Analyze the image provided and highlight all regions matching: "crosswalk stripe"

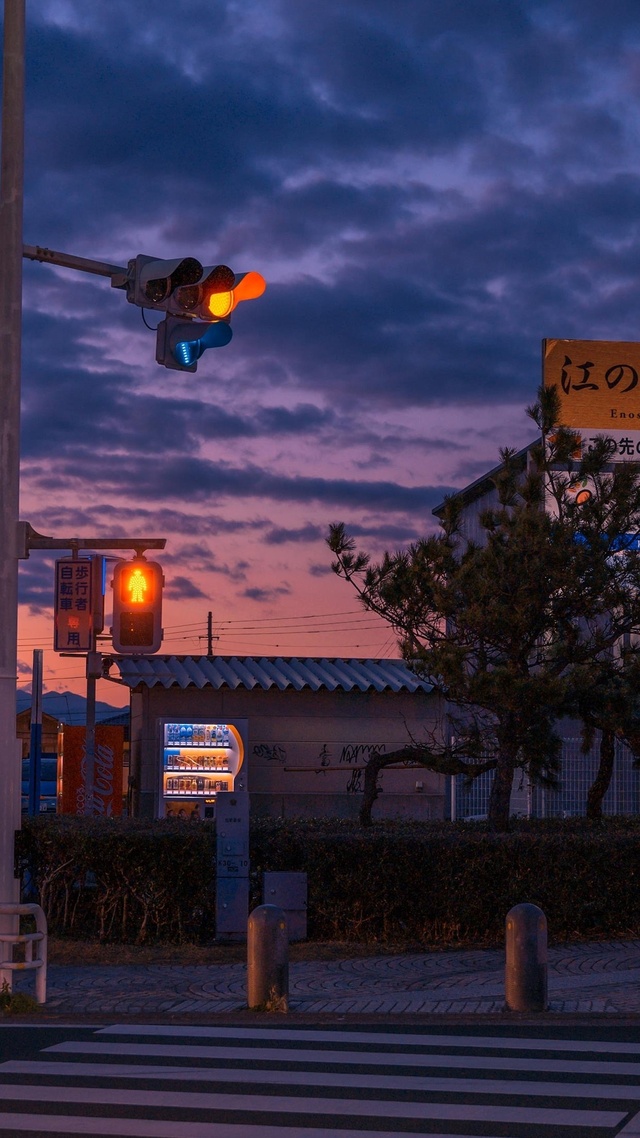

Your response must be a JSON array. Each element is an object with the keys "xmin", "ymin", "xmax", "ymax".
[
  {"xmin": 96, "ymin": 1023, "xmax": 640, "ymax": 1054},
  {"xmin": 0, "ymin": 1084, "xmax": 625, "ymax": 1127},
  {"xmin": 2, "ymin": 1059, "xmax": 640, "ymax": 1100},
  {"xmin": 620, "ymin": 1113, "xmax": 640, "ymax": 1134},
  {"xmin": 0, "ymin": 1118, "xmax": 528, "ymax": 1138},
  {"xmin": 44, "ymin": 1037, "xmax": 640, "ymax": 1074},
  {"xmin": 40, "ymin": 1046, "xmax": 640, "ymax": 1077},
  {"xmin": 0, "ymin": 1025, "xmax": 636, "ymax": 1136}
]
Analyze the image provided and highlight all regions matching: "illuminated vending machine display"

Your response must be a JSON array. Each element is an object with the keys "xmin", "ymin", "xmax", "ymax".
[{"xmin": 160, "ymin": 719, "xmax": 247, "ymax": 820}]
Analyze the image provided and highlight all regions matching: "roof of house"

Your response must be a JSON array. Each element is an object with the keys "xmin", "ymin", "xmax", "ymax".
[
  {"xmin": 431, "ymin": 440, "xmax": 534, "ymax": 517},
  {"xmin": 107, "ymin": 655, "xmax": 432, "ymax": 694}
]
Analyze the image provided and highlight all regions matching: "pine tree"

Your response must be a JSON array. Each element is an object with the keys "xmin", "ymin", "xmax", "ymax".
[{"xmin": 328, "ymin": 387, "xmax": 640, "ymax": 831}]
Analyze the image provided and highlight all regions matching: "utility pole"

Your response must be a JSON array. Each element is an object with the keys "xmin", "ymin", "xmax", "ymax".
[
  {"xmin": 202, "ymin": 611, "xmax": 219, "ymax": 657},
  {"xmin": 0, "ymin": 0, "xmax": 26, "ymax": 973},
  {"xmin": 27, "ymin": 650, "xmax": 43, "ymax": 817}
]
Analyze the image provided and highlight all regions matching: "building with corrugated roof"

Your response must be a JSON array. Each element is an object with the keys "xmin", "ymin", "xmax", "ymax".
[{"xmin": 106, "ymin": 655, "xmax": 444, "ymax": 820}]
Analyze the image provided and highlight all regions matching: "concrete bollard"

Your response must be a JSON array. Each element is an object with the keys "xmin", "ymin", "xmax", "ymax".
[
  {"xmin": 505, "ymin": 902, "xmax": 548, "ymax": 1012},
  {"xmin": 247, "ymin": 904, "xmax": 289, "ymax": 1011}
]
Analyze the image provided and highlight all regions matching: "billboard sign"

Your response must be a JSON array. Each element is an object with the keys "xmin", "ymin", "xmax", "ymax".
[{"xmin": 543, "ymin": 338, "xmax": 640, "ymax": 461}]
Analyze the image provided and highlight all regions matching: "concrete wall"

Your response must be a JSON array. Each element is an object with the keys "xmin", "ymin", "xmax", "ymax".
[{"xmin": 131, "ymin": 684, "xmax": 445, "ymax": 821}]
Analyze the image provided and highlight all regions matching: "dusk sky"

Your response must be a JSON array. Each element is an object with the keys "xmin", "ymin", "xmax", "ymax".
[{"xmin": 13, "ymin": 0, "xmax": 640, "ymax": 705}]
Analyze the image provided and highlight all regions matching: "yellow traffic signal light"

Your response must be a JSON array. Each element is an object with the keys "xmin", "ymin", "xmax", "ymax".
[
  {"xmin": 172, "ymin": 265, "xmax": 266, "ymax": 322},
  {"xmin": 111, "ymin": 559, "xmax": 164, "ymax": 654}
]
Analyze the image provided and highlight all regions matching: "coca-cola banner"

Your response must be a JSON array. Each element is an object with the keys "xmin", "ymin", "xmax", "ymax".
[{"xmin": 60, "ymin": 726, "xmax": 124, "ymax": 816}]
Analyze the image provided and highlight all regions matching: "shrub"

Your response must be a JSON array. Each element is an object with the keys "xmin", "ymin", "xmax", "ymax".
[
  {"xmin": 250, "ymin": 816, "xmax": 640, "ymax": 945},
  {"xmin": 16, "ymin": 814, "xmax": 640, "ymax": 946},
  {"xmin": 17, "ymin": 816, "xmax": 216, "ymax": 944}
]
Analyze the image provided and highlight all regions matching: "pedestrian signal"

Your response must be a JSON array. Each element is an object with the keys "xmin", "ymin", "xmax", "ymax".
[{"xmin": 111, "ymin": 559, "xmax": 164, "ymax": 654}]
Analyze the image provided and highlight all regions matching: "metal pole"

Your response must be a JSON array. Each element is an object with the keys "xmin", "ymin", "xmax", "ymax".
[
  {"xmin": 0, "ymin": 0, "xmax": 26, "ymax": 986},
  {"xmin": 84, "ymin": 553, "xmax": 96, "ymax": 817},
  {"xmin": 27, "ymin": 650, "xmax": 43, "ymax": 816},
  {"xmin": 84, "ymin": 671, "xmax": 96, "ymax": 816},
  {"xmin": 22, "ymin": 244, "xmax": 127, "ymax": 281}
]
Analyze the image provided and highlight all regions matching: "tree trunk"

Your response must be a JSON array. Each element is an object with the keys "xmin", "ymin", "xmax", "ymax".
[
  {"xmin": 359, "ymin": 749, "xmax": 415, "ymax": 826},
  {"xmin": 586, "ymin": 728, "xmax": 615, "ymax": 820},
  {"xmin": 359, "ymin": 752, "xmax": 382, "ymax": 827},
  {"xmin": 358, "ymin": 747, "xmax": 499, "ymax": 827},
  {"xmin": 487, "ymin": 751, "xmax": 516, "ymax": 832}
]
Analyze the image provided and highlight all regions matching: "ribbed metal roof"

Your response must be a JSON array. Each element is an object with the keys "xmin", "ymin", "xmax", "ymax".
[{"xmin": 109, "ymin": 656, "xmax": 431, "ymax": 693}]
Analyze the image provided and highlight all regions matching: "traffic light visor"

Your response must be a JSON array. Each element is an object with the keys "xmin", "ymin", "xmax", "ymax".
[
  {"xmin": 139, "ymin": 257, "xmax": 203, "ymax": 304},
  {"xmin": 232, "ymin": 271, "xmax": 266, "ymax": 303}
]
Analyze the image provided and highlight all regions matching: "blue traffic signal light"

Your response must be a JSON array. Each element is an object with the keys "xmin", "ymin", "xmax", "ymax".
[{"xmin": 156, "ymin": 316, "xmax": 233, "ymax": 372}]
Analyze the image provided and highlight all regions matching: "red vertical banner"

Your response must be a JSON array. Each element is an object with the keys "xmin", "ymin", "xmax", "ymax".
[{"xmin": 60, "ymin": 726, "xmax": 124, "ymax": 816}]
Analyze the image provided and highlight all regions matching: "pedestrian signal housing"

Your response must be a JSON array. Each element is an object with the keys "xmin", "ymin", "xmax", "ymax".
[{"xmin": 111, "ymin": 559, "xmax": 164, "ymax": 654}]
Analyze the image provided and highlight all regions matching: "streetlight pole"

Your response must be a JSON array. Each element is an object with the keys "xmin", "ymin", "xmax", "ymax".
[{"xmin": 0, "ymin": 0, "xmax": 25, "ymax": 961}]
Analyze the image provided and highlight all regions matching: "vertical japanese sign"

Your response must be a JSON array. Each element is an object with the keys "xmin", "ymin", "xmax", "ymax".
[
  {"xmin": 54, "ymin": 558, "xmax": 93, "ymax": 651},
  {"xmin": 543, "ymin": 339, "xmax": 640, "ymax": 461}
]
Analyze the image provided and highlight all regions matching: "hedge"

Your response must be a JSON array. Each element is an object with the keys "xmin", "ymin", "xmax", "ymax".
[
  {"xmin": 16, "ymin": 816, "xmax": 216, "ymax": 945},
  {"xmin": 15, "ymin": 815, "xmax": 640, "ymax": 946}
]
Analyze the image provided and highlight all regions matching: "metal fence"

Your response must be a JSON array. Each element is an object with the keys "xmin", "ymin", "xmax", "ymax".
[{"xmin": 453, "ymin": 735, "xmax": 640, "ymax": 819}]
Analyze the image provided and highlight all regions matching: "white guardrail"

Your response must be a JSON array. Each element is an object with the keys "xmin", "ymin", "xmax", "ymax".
[{"xmin": 0, "ymin": 902, "xmax": 47, "ymax": 1003}]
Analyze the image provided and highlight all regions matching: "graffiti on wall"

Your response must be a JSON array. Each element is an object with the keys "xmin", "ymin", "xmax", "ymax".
[
  {"xmin": 252, "ymin": 743, "xmax": 287, "ymax": 763},
  {"xmin": 339, "ymin": 743, "xmax": 385, "ymax": 765},
  {"xmin": 316, "ymin": 742, "xmax": 386, "ymax": 793},
  {"xmin": 254, "ymin": 739, "xmax": 389, "ymax": 794}
]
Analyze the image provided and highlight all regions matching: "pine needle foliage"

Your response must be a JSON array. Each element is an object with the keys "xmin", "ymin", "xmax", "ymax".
[{"xmin": 329, "ymin": 386, "xmax": 640, "ymax": 830}]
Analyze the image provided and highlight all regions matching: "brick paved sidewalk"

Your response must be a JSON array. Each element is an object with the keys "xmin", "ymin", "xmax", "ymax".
[{"xmin": 18, "ymin": 938, "xmax": 640, "ymax": 1016}]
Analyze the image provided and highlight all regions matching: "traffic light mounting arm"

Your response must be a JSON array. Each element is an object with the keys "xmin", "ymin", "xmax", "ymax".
[{"xmin": 23, "ymin": 244, "xmax": 128, "ymax": 288}]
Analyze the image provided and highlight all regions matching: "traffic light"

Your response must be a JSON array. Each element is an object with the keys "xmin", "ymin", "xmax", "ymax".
[
  {"xmin": 128, "ymin": 253, "xmax": 266, "ymax": 371},
  {"xmin": 156, "ymin": 315, "xmax": 233, "ymax": 372},
  {"xmin": 111, "ymin": 559, "xmax": 164, "ymax": 654}
]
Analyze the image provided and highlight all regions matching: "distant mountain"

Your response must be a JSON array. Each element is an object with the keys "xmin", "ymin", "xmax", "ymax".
[{"xmin": 16, "ymin": 689, "xmax": 127, "ymax": 725}]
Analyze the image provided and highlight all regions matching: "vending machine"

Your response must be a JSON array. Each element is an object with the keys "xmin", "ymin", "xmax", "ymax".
[{"xmin": 159, "ymin": 719, "xmax": 247, "ymax": 819}]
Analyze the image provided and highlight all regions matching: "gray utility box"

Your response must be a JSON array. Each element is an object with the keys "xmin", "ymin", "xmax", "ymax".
[
  {"xmin": 262, "ymin": 871, "xmax": 307, "ymax": 941},
  {"xmin": 216, "ymin": 791, "xmax": 250, "ymax": 940},
  {"xmin": 217, "ymin": 877, "xmax": 250, "ymax": 936}
]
